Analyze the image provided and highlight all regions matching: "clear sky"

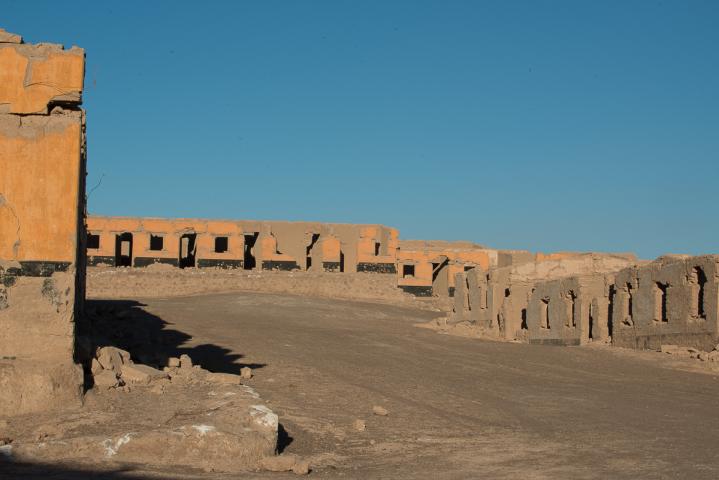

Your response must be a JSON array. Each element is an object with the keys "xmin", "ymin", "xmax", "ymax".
[{"xmin": 4, "ymin": 1, "xmax": 718, "ymax": 259}]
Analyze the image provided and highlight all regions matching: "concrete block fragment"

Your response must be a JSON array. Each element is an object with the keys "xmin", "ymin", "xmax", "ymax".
[
  {"xmin": 90, "ymin": 358, "xmax": 103, "ymax": 375},
  {"xmin": 260, "ymin": 454, "xmax": 298, "ymax": 472},
  {"xmin": 120, "ymin": 364, "xmax": 168, "ymax": 385},
  {"xmin": 372, "ymin": 405, "xmax": 389, "ymax": 416},
  {"xmin": 0, "ymin": 29, "xmax": 22, "ymax": 44},
  {"xmin": 292, "ymin": 460, "xmax": 311, "ymax": 475},
  {"xmin": 206, "ymin": 372, "xmax": 243, "ymax": 385},
  {"xmin": 179, "ymin": 354, "xmax": 193, "ymax": 369},
  {"xmin": 96, "ymin": 348, "xmax": 122, "ymax": 372},
  {"xmin": 352, "ymin": 419, "xmax": 366, "ymax": 431},
  {"xmin": 93, "ymin": 370, "xmax": 118, "ymax": 389}
]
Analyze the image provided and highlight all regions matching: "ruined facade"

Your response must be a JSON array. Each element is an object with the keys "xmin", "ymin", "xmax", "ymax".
[
  {"xmin": 86, "ymin": 216, "xmax": 398, "ymax": 274},
  {"xmin": 451, "ymin": 252, "xmax": 719, "ymax": 351},
  {"xmin": 451, "ymin": 254, "xmax": 636, "ymax": 342},
  {"xmin": 0, "ymin": 29, "xmax": 87, "ymax": 414},
  {"xmin": 611, "ymin": 256, "xmax": 719, "ymax": 351},
  {"xmin": 396, "ymin": 241, "xmax": 502, "ymax": 297}
]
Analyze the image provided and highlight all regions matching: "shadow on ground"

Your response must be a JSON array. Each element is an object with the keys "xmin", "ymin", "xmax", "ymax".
[
  {"xmin": 85, "ymin": 299, "xmax": 266, "ymax": 376},
  {"xmin": 0, "ymin": 461, "xmax": 166, "ymax": 480}
]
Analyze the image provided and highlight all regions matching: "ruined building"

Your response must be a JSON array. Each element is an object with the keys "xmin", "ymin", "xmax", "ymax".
[
  {"xmin": 0, "ymin": 29, "xmax": 87, "ymax": 415},
  {"xmin": 451, "ymin": 253, "xmax": 719, "ymax": 351},
  {"xmin": 86, "ymin": 216, "xmax": 398, "ymax": 273}
]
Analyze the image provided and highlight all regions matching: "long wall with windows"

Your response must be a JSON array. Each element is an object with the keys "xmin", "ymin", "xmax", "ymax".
[{"xmin": 86, "ymin": 216, "xmax": 399, "ymax": 274}]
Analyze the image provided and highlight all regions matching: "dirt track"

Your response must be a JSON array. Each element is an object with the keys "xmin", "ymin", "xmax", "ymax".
[{"xmin": 90, "ymin": 291, "xmax": 719, "ymax": 479}]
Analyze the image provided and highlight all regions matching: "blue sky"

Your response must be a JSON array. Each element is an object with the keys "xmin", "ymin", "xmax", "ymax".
[{"xmin": 4, "ymin": 1, "xmax": 718, "ymax": 259}]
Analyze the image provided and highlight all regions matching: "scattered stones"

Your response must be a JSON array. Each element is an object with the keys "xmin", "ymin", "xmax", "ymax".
[
  {"xmin": 240, "ymin": 366, "xmax": 253, "ymax": 379},
  {"xmin": 352, "ymin": 419, "xmax": 366, "ymax": 431},
  {"xmin": 372, "ymin": 405, "xmax": 389, "ymax": 416}
]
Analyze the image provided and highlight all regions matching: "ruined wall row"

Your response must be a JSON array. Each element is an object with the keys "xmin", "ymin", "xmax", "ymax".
[
  {"xmin": 0, "ymin": 29, "xmax": 87, "ymax": 415},
  {"xmin": 85, "ymin": 216, "xmax": 399, "ymax": 274},
  {"xmin": 611, "ymin": 256, "xmax": 719, "ymax": 351}
]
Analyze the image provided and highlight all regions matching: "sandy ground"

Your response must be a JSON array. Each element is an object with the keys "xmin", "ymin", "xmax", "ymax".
[
  {"xmin": 9, "ymin": 290, "xmax": 717, "ymax": 479},
  {"xmin": 6, "ymin": 271, "xmax": 719, "ymax": 478}
]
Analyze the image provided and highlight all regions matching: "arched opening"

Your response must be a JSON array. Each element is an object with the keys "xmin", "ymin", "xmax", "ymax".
[{"xmin": 114, "ymin": 232, "xmax": 133, "ymax": 267}]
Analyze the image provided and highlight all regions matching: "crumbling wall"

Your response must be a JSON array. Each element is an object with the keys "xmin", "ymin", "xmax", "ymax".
[
  {"xmin": 86, "ymin": 216, "xmax": 398, "ymax": 274},
  {"xmin": 397, "ymin": 241, "xmax": 499, "ymax": 297},
  {"xmin": 611, "ymin": 255, "xmax": 719, "ymax": 351},
  {"xmin": 0, "ymin": 29, "xmax": 86, "ymax": 415},
  {"xmin": 451, "ymin": 254, "xmax": 636, "ymax": 342}
]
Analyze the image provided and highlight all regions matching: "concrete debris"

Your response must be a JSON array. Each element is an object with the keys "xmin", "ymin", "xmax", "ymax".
[
  {"xmin": 93, "ymin": 370, "xmax": 119, "ymax": 389},
  {"xmin": 179, "ymin": 353, "xmax": 193, "ymax": 369},
  {"xmin": 0, "ymin": 28, "xmax": 22, "ymax": 44},
  {"xmin": 260, "ymin": 453, "xmax": 301, "ymax": 472},
  {"xmin": 240, "ymin": 366, "xmax": 253, "ymax": 379},
  {"xmin": 120, "ymin": 363, "xmax": 168, "ymax": 385},
  {"xmin": 660, "ymin": 343, "xmax": 719, "ymax": 363},
  {"xmin": 206, "ymin": 372, "xmax": 243, "ymax": 385},
  {"xmin": 292, "ymin": 460, "xmax": 311, "ymax": 475},
  {"xmin": 91, "ymin": 358, "xmax": 103, "ymax": 375},
  {"xmin": 96, "ymin": 346, "xmax": 129, "ymax": 372},
  {"xmin": 167, "ymin": 357, "xmax": 181, "ymax": 368},
  {"xmin": 372, "ymin": 405, "xmax": 389, "ymax": 416}
]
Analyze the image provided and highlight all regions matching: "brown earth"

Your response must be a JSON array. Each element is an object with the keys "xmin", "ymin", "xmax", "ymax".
[
  {"xmin": 86, "ymin": 266, "xmax": 439, "ymax": 310},
  {"xmin": 5, "ymin": 270, "xmax": 719, "ymax": 478}
]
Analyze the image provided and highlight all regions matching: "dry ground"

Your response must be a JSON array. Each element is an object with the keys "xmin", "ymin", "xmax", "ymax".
[{"xmin": 6, "ymin": 269, "xmax": 719, "ymax": 478}]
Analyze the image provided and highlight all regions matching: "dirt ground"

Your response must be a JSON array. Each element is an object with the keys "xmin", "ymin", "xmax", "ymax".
[
  {"xmin": 86, "ymin": 266, "xmax": 440, "ymax": 311},
  {"xmin": 6, "ymin": 270, "xmax": 719, "ymax": 478}
]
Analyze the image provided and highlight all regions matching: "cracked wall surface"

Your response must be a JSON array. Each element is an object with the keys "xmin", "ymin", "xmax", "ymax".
[{"xmin": 0, "ymin": 29, "xmax": 86, "ymax": 415}]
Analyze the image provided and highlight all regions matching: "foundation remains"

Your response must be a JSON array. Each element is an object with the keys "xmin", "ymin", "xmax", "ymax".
[{"xmin": 0, "ymin": 29, "xmax": 88, "ymax": 415}]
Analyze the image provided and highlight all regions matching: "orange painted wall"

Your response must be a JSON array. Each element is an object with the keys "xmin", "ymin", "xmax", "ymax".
[{"xmin": 0, "ymin": 45, "xmax": 84, "ymax": 114}]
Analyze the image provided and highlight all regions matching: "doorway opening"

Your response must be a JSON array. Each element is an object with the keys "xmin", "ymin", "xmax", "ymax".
[
  {"xmin": 115, "ymin": 232, "xmax": 133, "ymax": 267},
  {"xmin": 244, "ymin": 233, "xmax": 258, "ymax": 270},
  {"xmin": 306, "ymin": 233, "xmax": 320, "ymax": 270},
  {"xmin": 179, "ymin": 233, "xmax": 197, "ymax": 269}
]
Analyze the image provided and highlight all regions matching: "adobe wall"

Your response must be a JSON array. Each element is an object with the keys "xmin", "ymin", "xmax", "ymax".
[
  {"xmin": 0, "ymin": 29, "xmax": 87, "ymax": 415},
  {"xmin": 452, "ymin": 254, "xmax": 636, "ymax": 341},
  {"xmin": 611, "ymin": 255, "xmax": 719, "ymax": 351},
  {"xmin": 397, "ymin": 240, "xmax": 499, "ymax": 297},
  {"xmin": 86, "ymin": 216, "xmax": 398, "ymax": 274}
]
